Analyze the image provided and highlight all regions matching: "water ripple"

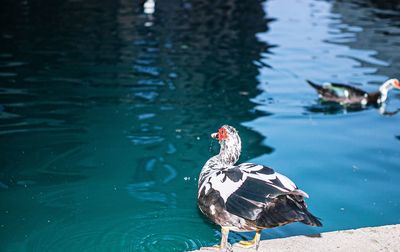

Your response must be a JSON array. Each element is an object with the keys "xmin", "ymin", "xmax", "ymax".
[
  {"xmin": 21, "ymin": 210, "xmax": 206, "ymax": 252},
  {"xmin": 133, "ymin": 65, "xmax": 161, "ymax": 77},
  {"xmin": 126, "ymin": 181, "xmax": 175, "ymax": 204},
  {"xmin": 127, "ymin": 135, "xmax": 164, "ymax": 145},
  {"xmin": 134, "ymin": 91, "xmax": 159, "ymax": 101}
]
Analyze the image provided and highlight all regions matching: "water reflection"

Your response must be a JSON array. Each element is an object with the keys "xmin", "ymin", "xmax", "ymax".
[
  {"xmin": 0, "ymin": 0, "xmax": 273, "ymax": 251},
  {"xmin": 305, "ymin": 103, "xmax": 400, "ymax": 115},
  {"xmin": 2, "ymin": 0, "xmax": 399, "ymax": 250},
  {"xmin": 143, "ymin": 0, "xmax": 156, "ymax": 15},
  {"xmin": 331, "ymin": 0, "xmax": 400, "ymax": 79},
  {"xmin": 123, "ymin": 0, "xmax": 275, "ymax": 209},
  {"xmin": 301, "ymin": 0, "xmax": 400, "ymax": 116},
  {"xmin": 304, "ymin": 102, "xmax": 368, "ymax": 115},
  {"xmin": 247, "ymin": 0, "xmax": 400, "ymax": 240}
]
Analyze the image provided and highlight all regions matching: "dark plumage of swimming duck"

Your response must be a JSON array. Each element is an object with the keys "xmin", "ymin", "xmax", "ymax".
[
  {"xmin": 307, "ymin": 78, "xmax": 400, "ymax": 106},
  {"xmin": 197, "ymin": 125, "xmax": 322, "ymax": 251}
]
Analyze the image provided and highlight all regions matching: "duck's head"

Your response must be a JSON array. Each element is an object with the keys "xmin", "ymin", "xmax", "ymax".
[
  {"xmin": 211, "ymin": 125, "xmax": 240, "ymax": 143},
  {"xmin": 379, "ymin": 78, "xmax": 400, "ymax": 103},
  {"xmin": 211, "ymin": 125, "xmax": 241, "ymax": 165},
  {"xmin": 389, "ymin": 79, "xmax": 400, "ymax": 89}
]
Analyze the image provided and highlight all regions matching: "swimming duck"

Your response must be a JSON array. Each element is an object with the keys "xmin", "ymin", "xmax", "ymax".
[
  {"xmin": 307, "ymin": 78, "xmax": 400, "ymax": 106},
  {"xmin": 197, "ymin": 125, "xmax": 322, "ymax": 251}
]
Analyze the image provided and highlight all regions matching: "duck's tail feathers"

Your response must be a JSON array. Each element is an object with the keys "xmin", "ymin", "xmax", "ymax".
[
  {"xmin": 306, "ymin": 80, "xmax": 323, "ymax": 91},
  {"xmin": 301, "ymin": 209, "xmax": 323, "ymax": 227}
]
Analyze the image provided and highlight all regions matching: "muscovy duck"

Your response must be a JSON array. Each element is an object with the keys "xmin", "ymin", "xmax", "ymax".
[
  {"xmin": 307, "ymin": 78, "xmax": 400, "ymax": 106},
  {"xmin": 197, "ymin": 125, "xmax": 322, "ymax": 251}
]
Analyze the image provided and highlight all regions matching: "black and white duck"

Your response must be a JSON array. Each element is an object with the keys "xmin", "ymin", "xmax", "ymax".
[
  {"xmin": 307, "ymin": 78, "xmax": 400, "ymax": 106},
  {"xmin": 197, "ymin": 125, "xmax": 322, "ymax": 251}
]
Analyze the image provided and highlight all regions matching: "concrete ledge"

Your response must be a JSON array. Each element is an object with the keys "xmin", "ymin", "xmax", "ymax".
[{"xmin": 195, "ymin": 224, "xmax": 400, "ymax": 251}]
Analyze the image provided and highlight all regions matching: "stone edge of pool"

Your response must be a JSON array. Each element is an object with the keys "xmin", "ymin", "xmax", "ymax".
[{"xmin": 193, "ymin": 224, "xmax": 400, "ymax": 251}]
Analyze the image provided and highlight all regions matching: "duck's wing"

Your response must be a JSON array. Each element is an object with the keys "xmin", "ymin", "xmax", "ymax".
[
  {"xmin": 220, "ymin": 164, "xmax": 302, "ymax": 218},
  {"xmin": 307, "ymin": 80, "xmax": 367, "ymax": 99},
  {"xmin": 328, "ymin": 82, "xmax": 368, "ymax": 97},
  {"xmin": 210, "ymin": 163, "xmax": 321, "ymax": 227}
]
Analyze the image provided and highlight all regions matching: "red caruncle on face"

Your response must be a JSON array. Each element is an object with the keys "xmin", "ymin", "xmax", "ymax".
[{"xmin": 218, "ymin": 127, "xmax": 228, "ymax": 141}]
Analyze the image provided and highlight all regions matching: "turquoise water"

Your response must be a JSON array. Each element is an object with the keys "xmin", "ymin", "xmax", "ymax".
[{"xmin": 1, "ymin": 0, "xmax": 400, "ymax": 251}]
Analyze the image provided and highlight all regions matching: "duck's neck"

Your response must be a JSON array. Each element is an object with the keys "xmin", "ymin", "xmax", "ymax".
[
  {"xmin": 202, "ymin": 139, "xmax": 241, "ymax": 170},
  {"xmin": 217, "ymin": 141, "xmax": 241, "ymax": 166},
  {"xmin": 379, "ymin": 81, "xmax": 393, "ymax": 103},
  {"xmin": 198, "ymin": 138, "xmax": 241, "ymax": 187}
]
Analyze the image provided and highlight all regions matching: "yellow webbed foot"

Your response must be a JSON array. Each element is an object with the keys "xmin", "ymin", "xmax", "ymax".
[
  {"xmin": 239, "ymin": 239, "xmax": 256, "ymax": 247},
  {"xmin": 238, "ymin": 229, "xmax": 261, "ymax": 250}
]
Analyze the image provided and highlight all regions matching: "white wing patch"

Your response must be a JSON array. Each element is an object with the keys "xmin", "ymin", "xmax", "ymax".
[
  {"xmin": 275, "ymin": 173, "xmax": 297, "ymax": 191},
  {"xmin": 247, "ymin": 172, "xmax": 277, "ymax": 182},
  {"xmin": 209, "ymin": 171, "xmax": 246, "ymax": 203},
  {"xmin": 239, "ymin": 163, "xmax": 298, "ymax": 193},
  {"xmin": 239, "ymin": 163, "xmax": 265, "ymax": 172},
  {"xmin": 199, "ymin": 162, "xmax": 305, "ymax": 204}
]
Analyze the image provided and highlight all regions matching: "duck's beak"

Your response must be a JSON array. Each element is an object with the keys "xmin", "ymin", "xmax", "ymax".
[{"xmin": 211, "ymin": 132, "xmax": 218, "ymax": 139}]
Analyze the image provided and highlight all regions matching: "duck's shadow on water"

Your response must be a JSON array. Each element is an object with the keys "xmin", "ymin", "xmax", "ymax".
[
  {"xmin": 304, "ymin": 101, "xmax": 370, "ymax": 115},
  {"xmin": 304, "ymin": 102, "xmax": 399, "ymax": 116}
]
